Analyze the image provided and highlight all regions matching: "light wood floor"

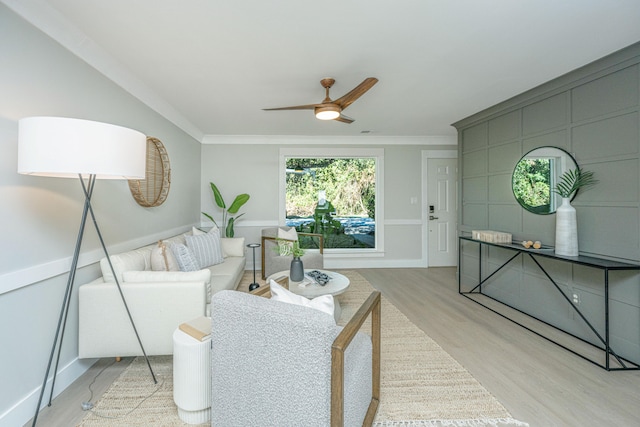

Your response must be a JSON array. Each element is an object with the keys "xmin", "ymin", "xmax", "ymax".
[{"xmin": 27, "ymin": 268, "xmax": 640, "ymax": 427}]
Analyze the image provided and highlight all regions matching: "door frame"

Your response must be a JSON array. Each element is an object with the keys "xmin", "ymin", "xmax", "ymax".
[{"xmin": 421, "ymin": 150, "xmax": 458, "ymax": 267}]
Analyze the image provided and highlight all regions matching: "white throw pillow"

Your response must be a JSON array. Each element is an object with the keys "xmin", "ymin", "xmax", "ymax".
[
  {"xmin": 269, "ymin": 280, "xmax": 335, "ymax": 321},
  {"xmin": 100, "ymin": 249, "xmax": 148, "ymax": 283},
  {"xmin": 169, "ymin": 243, "xmax": 200, "ymax": 272},
  {"xmin": 221, "ymin": 237, "xmax": 245, "ymax": 257},
  {"xmin": 192, "ymin": 225, "xmax": 218, "ymax": 236},
  {"xmin": 276, "ymin": 227, "xmax": 298, "ymax": 256},
  {"xmin": 150, "ymin": 240, "xmax": 180, "ymax": 271},
  {"xmin": 185, "ymin": 228, "xmax": 224, "ymax": 268}
]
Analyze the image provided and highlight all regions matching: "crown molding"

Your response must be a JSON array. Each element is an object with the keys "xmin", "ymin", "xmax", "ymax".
[
  {"xmin": 2, "ymin": 0, "xmax": 204, "ymax": 141},
  {"xmin": 201, "ymin": 134, "xmax": 457, "ymax": 145}
]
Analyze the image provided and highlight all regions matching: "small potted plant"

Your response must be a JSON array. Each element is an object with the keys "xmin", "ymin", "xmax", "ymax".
[
  {"xmin": 290, "ymin": 240, "xmax": 305, "ymax": 258},
  {"xmin": 289, "ymin": 240, "xmax": 306, "ymax": 282},
  {"xmin": 275, "ymin": 239, "xmax": 305, "ymax": 281},
  {"xmin": 273, "ymin": 238, "xmax": 305, "ymax": 257}
]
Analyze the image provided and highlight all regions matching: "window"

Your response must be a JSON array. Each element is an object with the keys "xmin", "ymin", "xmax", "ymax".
[{"xmin": 280, "ymin": 148, "xmax": 384, "ymax": 252}]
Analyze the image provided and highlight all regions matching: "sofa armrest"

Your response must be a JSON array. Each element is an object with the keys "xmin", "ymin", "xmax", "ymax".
[{"xmin": 79, "ymin": 281, "xmax": 207, "ymax": 358}]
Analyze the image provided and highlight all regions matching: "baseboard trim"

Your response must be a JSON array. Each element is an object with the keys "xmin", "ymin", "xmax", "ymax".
[
  {"xmin": 326, "ymin": 258, "xmax": 428, "ymax": 269},
  {"xmin": 1, "ymin": 357, "xmax": 96, "ymax": 427}
]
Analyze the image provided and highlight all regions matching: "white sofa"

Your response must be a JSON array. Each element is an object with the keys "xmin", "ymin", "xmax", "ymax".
[{"xmin": 78, "ymin": 230, "xmax": 246, "ymax": 358}]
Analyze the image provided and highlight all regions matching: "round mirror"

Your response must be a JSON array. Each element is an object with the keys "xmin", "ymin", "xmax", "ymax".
[{"xmin": 512, "ymin": 147, "xmax": 578, "ymax": 215}]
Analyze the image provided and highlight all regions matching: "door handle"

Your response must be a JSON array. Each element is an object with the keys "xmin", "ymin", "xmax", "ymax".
[{"xmin": 429, "ymin": 215, "xmax": 439, "ymax": 220}]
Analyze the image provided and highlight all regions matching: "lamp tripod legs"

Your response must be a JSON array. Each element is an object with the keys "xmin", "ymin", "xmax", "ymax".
[
  {"xmin": 31, "ymin": 175, "xmax": 155, "ymax": 427},
  {"xmin": 31, "ymin": 182, "xmax": 91, "ymax": 427},
  {"xmin": 89, "ymin": 207, "xmax": 157, "ymax": 386}
]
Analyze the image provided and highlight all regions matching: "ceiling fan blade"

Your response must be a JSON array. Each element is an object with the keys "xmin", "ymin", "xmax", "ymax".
[
  {"xmin": 262, "ymin": 104, "xmax": 319, "ymax": 111},
  {"xmin": 334, "ymin": 114, "xmax": 354, "ymax": 124},
  {"xmin": 334, "ymin": 77, "xmax": 378, "ymax": 110}
]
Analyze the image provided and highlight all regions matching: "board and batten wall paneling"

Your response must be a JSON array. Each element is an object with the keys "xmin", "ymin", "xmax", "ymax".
[
  {"xmin": 522, "ymin": 92, "xmax": 568, "ymax": 136},
  {"xmin": 453, "ymin": 42, "xmax": 640, "ymax": 364},
  {"xmin": 571, "ymin": 65, "xmax": 639, "ymax": 122},
  {"xmin": 488, "ymin": 110, "xmax": 520, "ymax": 144}
]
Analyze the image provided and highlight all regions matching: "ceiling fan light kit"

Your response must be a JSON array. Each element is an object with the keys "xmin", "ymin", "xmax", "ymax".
[
  {"xmin": 263, "ymin": 77, "xmax": 378, "ymax": 123},
  {"xmin": 315, "ymin": 105, "xmax": 341, "ymax": 120}
]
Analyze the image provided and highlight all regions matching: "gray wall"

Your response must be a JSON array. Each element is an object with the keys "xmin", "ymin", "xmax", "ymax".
[
  {"xmin": 454, "ymin": 42, "xmax": 640, "ymax": 364},
  {"xmin": 200, "ymin": 142, "xmax": 457, "ymax": 269},
  {"xmin": 0, "ymin": 6, "xmax": 201, "ymax": 425}
]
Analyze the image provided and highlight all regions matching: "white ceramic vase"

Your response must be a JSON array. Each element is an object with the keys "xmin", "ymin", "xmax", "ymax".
[{"xmin": 555, "ymin": 197, "xmax": 578, "ymax": 256}]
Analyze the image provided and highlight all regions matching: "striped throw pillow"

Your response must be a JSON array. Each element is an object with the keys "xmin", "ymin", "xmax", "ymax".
[
  {"xmin": 169, "ymin": 243, "xmax": 200, "ymax": 272},
  {"xmin": 185, "ymin": 228, "xmax": 224, "ymax": 268}
]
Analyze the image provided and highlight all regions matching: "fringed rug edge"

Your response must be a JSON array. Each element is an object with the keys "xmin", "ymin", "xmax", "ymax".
[{"xmin": 372, "ymin": 418, "xmax": 530, "ymax": 427}]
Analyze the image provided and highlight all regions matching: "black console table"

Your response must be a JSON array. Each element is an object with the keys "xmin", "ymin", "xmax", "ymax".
[{"xmin": 458, "ymin": 235, "xmax": 640, "ymax": 371}]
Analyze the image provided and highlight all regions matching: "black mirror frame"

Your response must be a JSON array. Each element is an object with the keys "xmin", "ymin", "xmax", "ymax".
[{"xmin": 512, "ymin": 146, "xmax": 578, "ymax": 215}]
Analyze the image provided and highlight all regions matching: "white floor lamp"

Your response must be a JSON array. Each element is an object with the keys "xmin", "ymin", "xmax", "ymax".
[{"xmin": 17, "ymin": 117, "xmax": 157, "ymax": 426}]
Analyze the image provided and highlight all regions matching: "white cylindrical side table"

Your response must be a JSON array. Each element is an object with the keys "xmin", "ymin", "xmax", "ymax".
[{"xmin": 173, "ymin": 327, "xmax": 211, "ymax": 424}]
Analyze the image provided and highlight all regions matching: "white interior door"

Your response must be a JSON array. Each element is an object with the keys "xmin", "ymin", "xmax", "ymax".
[{"xmin": 427, "ymin": 157, "xmax": 457, "ymax": 266}]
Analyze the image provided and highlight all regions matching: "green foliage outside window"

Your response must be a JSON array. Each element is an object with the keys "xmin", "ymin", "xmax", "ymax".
[
  {"xmin": 512, "ymin": 158, "xmax": 551, "ymax": 212},
  {"xmin": 286, "ymin": 157, "xmax": 375, "ymax": 249}
]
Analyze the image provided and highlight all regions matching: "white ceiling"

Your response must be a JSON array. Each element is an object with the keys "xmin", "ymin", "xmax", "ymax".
[{"xmin": 6, "ymin": 0, "xmax": 640, "ymax": 141}]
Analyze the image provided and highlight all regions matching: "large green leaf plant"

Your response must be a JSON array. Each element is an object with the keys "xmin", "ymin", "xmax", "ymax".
[
  {"xmin": 552, "ymin": 168, "xmax": 597, "ymax": 199},
  {"xmin": 202, "ymin": 182, "xmax": 250, "ymax": 237}
]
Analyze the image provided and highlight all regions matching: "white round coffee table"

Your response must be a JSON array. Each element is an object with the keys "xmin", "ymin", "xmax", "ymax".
[{"xmin": 267, "ymin": 269, "xmax": 350, "ymax": 321}]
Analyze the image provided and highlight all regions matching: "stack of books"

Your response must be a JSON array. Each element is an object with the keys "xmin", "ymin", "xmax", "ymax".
[{"xmin": 179, "ymin": 316, "xmax": 211, "ymax": 341}]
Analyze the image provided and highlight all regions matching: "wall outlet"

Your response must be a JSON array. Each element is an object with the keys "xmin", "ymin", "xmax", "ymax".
[{"xmin": 572, "ymin": 292, "xmax": 580, "ymax": 305}]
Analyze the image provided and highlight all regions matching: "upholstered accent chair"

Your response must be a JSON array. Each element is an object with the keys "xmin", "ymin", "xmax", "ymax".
[
  {"xmin": 261, "ymin": 226, "xmax": 324, "ymax": 279},
  {"xmin": 210, "ymin": 285, "xmax": 381, "ymax": 427}
]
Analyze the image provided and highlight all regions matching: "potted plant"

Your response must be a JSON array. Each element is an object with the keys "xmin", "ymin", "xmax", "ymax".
[
  {"xmin": 289, "ymin": 240, "xmax": 306, "ymax": 282},
  {"xmin": 202, "ymin": 182, "xmax": 250, "ymax": 237},
  {"xmin": 274, "ymin": 238, "xmax": 305, "ymax": 282},
  {"xmin": 274, "ymin": 238, "xmax": 305, "ymax": 256},
  {"xmin": 552, "ymin": 167, "xmax": 597, "ymax": 256},
  {"xmin": 291, "ymin": 240, "xmax": 305, "ymax": 257}
]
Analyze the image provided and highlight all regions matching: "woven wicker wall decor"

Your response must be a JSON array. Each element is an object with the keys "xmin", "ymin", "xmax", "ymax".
[{"xmin": 128, "ymin": 136, "xmax": 171, "ymax": 207}]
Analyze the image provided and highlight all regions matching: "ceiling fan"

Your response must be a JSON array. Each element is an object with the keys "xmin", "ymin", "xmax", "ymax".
[{"xmin": 263, "ymin": 77, "xmax": 378, "ymax": 123}]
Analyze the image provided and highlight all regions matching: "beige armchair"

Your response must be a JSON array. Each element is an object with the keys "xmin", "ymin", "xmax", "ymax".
[{"xmin": 261, "ymin": 226, "xmax": 324, "ymax": 279}]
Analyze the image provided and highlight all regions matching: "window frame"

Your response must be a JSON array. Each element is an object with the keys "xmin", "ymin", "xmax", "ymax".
[{"xmin": 279, "ymin": 147, "xmax": 384, "ymax": 255}]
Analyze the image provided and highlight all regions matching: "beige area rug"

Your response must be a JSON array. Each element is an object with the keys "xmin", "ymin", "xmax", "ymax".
[{"xmin": 78, "ymin": 271, "xmax": 528, "ymax": 427}]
